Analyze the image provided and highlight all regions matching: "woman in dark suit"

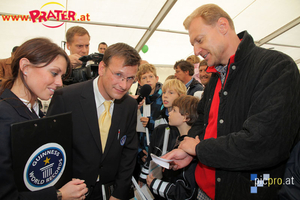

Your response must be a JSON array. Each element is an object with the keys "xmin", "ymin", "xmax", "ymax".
[{"xmin": 0, "ymin": 38, "xmax": 88, "ymax": 200}]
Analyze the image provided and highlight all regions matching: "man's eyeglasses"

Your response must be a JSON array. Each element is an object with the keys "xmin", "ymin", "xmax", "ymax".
[{"xmin": 107, "ymin": 67, "xmax": 136, "ymax": 84}]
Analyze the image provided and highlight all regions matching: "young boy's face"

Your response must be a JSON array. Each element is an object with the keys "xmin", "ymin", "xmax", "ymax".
[
  {"xmin": 162, "ymin": 88, "xmax": 180, "ymax": 109},
  {"xmin": 168, "ymin": 106, "xmax": 186, "ymax": 127},
  {"xmin": 139, "ymin": 72, "xmax": 158, "ymax": 95}
]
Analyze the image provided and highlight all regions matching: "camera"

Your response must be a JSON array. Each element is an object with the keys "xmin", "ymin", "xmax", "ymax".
[{"xmin": 63, "ymin": 53, "xmax": 104, "ymax": 85}]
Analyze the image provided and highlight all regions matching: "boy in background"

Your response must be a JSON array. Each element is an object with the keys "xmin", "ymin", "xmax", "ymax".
[
  {"xmin": 154, "ymin": 79, "xmax": 187, "ymax": 127},
  {"xmin": 139, "ymin": 78, "xmax": 186, "ymax": 181},
  {"xmin": 140, "ymin": 95, "xmax": 199, "ymax": 199},
  {"xmin": 136, "ymin": 63, "xmax": 163, "ymax": 167}
]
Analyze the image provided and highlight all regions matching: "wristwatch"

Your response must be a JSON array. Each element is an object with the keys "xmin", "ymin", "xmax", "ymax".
[{"xmin": 56, "ymin": 190, "xmax": 62, "ymax": 200}]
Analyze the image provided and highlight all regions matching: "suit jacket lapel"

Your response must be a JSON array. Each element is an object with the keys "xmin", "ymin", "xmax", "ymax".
[
  {"xmin": 79, "ymin": 80, "xmax": 102, "ymax": 153},
  {"xmin": 1, "ymin": 89, "xmax": 38, "ymax": 120}
]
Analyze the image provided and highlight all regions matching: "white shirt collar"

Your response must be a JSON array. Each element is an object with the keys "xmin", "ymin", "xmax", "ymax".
[
  {"xmin": 20, "ymin": 98, "xmax": 40, "ymax": 117},
  {"xmin": 93, "ymin": 77, "xmax": 114, "ymax": 117}
]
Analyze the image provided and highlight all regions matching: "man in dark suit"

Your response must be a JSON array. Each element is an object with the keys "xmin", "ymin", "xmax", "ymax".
[{"xmin": 47, "ymin": 43, "xmax": 141, "ymax": 200}]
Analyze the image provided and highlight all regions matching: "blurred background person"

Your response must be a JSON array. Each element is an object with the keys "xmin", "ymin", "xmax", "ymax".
[
  {"xmin": 0, "ymin": 46, "xmax": 19, "ymax": 85},
  {"xmin": 186, "ymin": 55, "xmax": 201, "ymax": 83},
  {"xmin": 98, "ymin": 42, "xmax": 108, "ymax": 54},
  {"xmin": 174, "ymin": 59, "xmax": 203, "ymax": 96},
  {"xmin": 198, "ymin": 59, "xmax": 211, "ymax": 87},
  {"xmin": 66, "ymin": 26, "xmax": 90, "ymax": 69},
  {"xmin": 194, "ymin": 59, "xmax": 212, "ymax": 99}
]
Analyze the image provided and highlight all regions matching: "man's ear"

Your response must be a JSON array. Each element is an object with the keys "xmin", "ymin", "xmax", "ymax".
[
  {"xmin": 66, "ymin": 42, "xmax": 71, "ymax": 51},
  {"xmin": 98, "ymin": 61, "xmax": 106, "ymax": 76},
  {"xmin": 19, "ymin": 58, "xmax": 31, "ymax": 74},
  {"xmin": 156, "ymin": 75, "xmax": 159, "ymax": 82},
  {"xmin": 217, "ymin": 17, "xmax": 229, "ymax": 35}
]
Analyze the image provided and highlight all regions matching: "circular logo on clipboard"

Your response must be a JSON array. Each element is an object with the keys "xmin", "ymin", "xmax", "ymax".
[{"xmin": 23, "ymin": 143, "xmax": 66, "ymax": 191}]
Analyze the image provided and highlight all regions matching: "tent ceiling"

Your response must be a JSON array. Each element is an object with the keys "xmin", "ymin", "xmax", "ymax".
[{"xmin": 1, "ymin": 0, "xmax": 299, "ymax": 69}]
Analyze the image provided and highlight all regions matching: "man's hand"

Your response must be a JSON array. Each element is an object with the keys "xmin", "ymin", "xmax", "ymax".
[
  {"xmin": 178, "ymin": 136, "xmax": 200, "ymax": 156},
  {"xmin": 161, "ymin": 149, "xmax": 193, "ymax": 170},
  {"xmin": 69, "ymin": 54, "xmax": 83, "ymax": 69}
]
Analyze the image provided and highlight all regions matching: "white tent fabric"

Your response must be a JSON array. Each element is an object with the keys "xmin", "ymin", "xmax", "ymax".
[{"xmin": 1, "ymin": 0, "xmax": 300, "ymax": 70}]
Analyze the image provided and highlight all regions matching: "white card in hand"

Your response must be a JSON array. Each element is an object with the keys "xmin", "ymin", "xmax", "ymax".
[
  {"xmin": 150, "ymin": 153, "xmax": 173, "ymax": 169},
  {"xmin": 136, "ymin": 109, "xmax": 146, "ymax": 132},
  {"xmin": 143, "ymin": 104, "xmax": 151, "ymax": 117}
]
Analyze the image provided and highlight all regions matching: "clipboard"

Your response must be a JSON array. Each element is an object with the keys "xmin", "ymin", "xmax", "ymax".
[{"xmin": 10, "ymin": 112, "xmax": 73, "ymax": 192}]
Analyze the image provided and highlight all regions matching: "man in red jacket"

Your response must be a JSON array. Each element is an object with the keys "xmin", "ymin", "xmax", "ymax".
[{"xmin": 163, "ymin": 4, "xmax": 300, "ymax": 200}]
